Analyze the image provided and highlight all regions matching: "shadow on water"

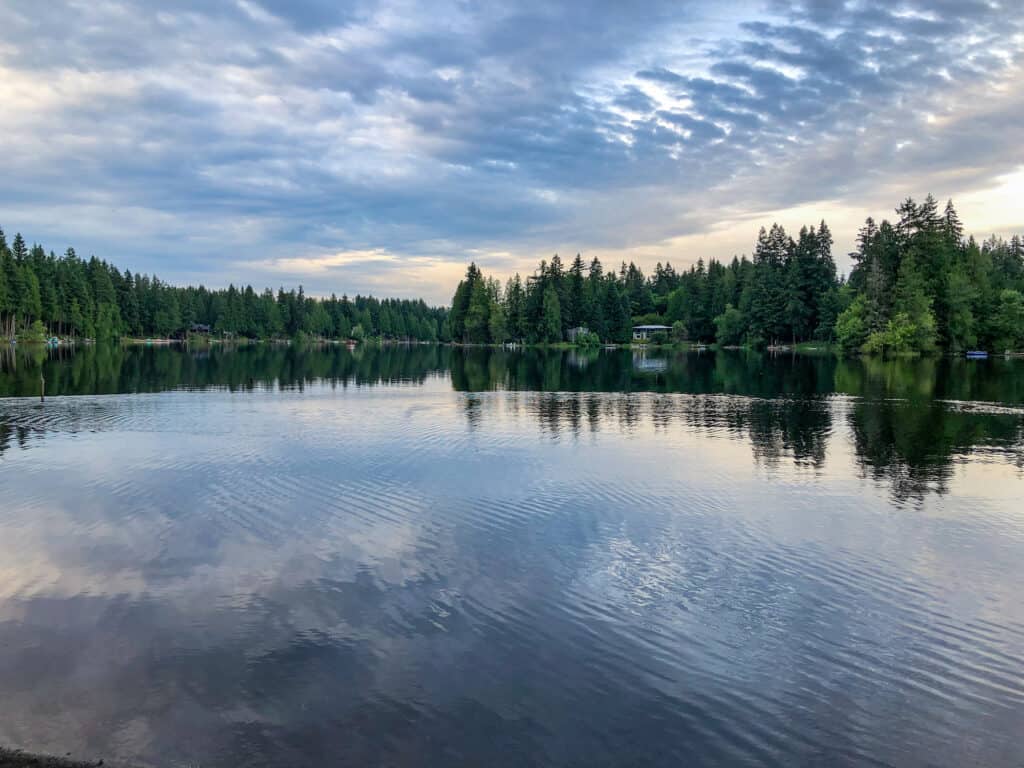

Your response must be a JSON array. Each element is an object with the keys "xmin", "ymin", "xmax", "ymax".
[{"xmin": 2, "ymin": 343, "xmax": 1023, "ymax": 502}]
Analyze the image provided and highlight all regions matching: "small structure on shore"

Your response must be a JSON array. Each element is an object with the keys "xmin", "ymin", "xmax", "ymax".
[
  {"xmin": 190, "ymin": 323, "xmax": 212, "ymax": 334},
  {"xmin": 632, "ymin": 324, "xmax": 670, "ymax": 341}
]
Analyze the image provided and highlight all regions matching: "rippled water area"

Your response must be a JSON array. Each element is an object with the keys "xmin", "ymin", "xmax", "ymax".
[{"xmin": 1, "ymin": 344, "xmax": 1023, "ymax": 767}]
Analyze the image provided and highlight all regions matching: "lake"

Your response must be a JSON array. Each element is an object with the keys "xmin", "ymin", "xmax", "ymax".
[{"xmin": 1, "ymin": 344, "xmax": 1023, "ymax": 767}]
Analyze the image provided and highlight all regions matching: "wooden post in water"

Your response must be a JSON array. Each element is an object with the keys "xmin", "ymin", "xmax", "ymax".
[{"xmin": 40, "ymin": 373, "xmax": 45, "ymax": 403}]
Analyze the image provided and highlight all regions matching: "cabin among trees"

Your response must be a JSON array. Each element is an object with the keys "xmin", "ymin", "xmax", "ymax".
[
  {"xmin": 566, "ymin": 326, "xmax": 591, "ymax": 343},
  {"xmin": 632, "ymin": 324, "xmax": 671, "ymax": 341},
  {"xmin": 3, "ymin": 194, "xmax": 1023, "ymax": 354},
  {"xmin": 448, "ymin": 195, "xmax": 1024, "ymax": 353}
]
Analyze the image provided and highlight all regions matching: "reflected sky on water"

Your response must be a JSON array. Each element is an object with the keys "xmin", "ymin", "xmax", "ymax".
[{"xmin": 1, "ymin": 345, "xmax": 1022, "ymax": 767}]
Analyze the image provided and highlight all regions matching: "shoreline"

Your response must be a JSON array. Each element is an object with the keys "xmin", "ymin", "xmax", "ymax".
[{"xmin": 0, "ymin": 748, "xmax": 113, "ymax": 768}]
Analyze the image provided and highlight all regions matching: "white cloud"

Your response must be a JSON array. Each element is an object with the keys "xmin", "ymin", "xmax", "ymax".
[{"xmin": 0, "ymin": 0, "xmax": 1021, "ymax": 303}]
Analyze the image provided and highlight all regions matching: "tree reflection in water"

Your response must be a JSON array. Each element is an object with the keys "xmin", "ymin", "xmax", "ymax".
[{"xmin": 2, "ymin": 344, "xmax": 1022, "ymax": 500}]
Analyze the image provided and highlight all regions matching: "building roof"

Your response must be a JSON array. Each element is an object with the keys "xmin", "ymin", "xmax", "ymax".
[{"xmin": 633, "ymin": 324, "xmax": 671, "ymax": 331}]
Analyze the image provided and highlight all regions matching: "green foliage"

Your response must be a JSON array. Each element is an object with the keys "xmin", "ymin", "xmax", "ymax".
[
  {"xmin": 632, "ymin": 312, "xmax": 664, "ymax": 326},
  {"xmin": 992, "ymin": 289, "xmax": 1024, "ymax": 352},
  {"xmin": 944, "ymin": 266, "xmax": 977, "ymax": 350},
  {"xmin": 5, "ymin": 190, "xmax": 1018, "ymax": 356},
  {"xmin": 541, "ymin": 284, "xmax": 562, "ymax": 343},
  {"xmin": 464, "ymin": 278, "xmax": 491, "ymax": 343},
  {"xmin": 16, "ymin": 319, "xmax": 47, "ymax": 343},
  {"xmin": 94, "ymin": 303, "xmax": 122, "ymax": 342},
  {"xmin": 863, "ymin": 312, "xmax": 922, "ymax": 355},
  {"xmin": 835, "ymin": 295, "xmax": 871, "ymax": 353},
  {"xmin": 671, "ymin": 320, "xmax": 688, "ymax": 343},
  {"xmin": 0, "ymin": 224, "xmax": 447, "ymax": 343},
  {"xmin": 891, "ymin": 252, "xmax": 937, "ymax": 351},
  {"xmin": 605, "ymin": 280, "xmax": 632, "ymax": 343},
  {"xmin": 488, "ymin": 300, "xmax": 508, "ymax": 344},
  {"xmin": 714, "ymin": 304, "xmax": 746, "ymax": 346},
  {"xmin": 448, "ymin": 196, "xmax": 1022, "ymax": 353},
  {"xmin": 648, "ymin": 330, "xmax": 669, "ymax": 345}
]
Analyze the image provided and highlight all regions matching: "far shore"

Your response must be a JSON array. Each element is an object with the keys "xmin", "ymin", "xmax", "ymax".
[{"xmin": 0, "ymin": 747, "xmax": 116, "ymax": 768}]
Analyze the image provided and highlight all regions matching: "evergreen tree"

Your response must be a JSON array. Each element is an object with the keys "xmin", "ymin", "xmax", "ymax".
[
  {"xmin": 992, "ymin": 289, "xmax": 1024, "ymax": 352},
  {"xmin": 584, "ymin": 257, "xmax": 606, "ymax": 339},
  {"xmin": 541, "ymin": 283, "xmax": 562, "ymax": 343},
  {"xmin": 450, "ymin": 263, "xmax": 482, "ymax": 342},
  {"xmin": 505, "ymin": 274, "xmax": 526, "ymax": 342},
  {"xmin": 603, "ymin": 279, "xmax": 631, "ymax": 343},
  {"xmin": 566, "ymin": 254, "xmax": 585, "ymax": 330},
  {"xmin": 465, "ymin": 277, "xmax": 491, "ymax": 343},
  {"xmin": 11, "ymin": 233, "xmax": 27, "ymax": 264}
]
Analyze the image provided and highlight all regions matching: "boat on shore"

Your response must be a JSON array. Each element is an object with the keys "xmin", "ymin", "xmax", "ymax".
[{"xmin": 966, "ymin": 350, "xmax": 989, "ymax": 359}]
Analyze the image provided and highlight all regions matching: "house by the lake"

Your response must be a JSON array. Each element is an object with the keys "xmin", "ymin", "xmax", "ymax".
[
  {"xmin": 632, "ymin": 324, "xmax": 671, "ymax": 341},
  {"xmin": 567, "ymin": 326, "xmax": 590, "ymax": 342}
]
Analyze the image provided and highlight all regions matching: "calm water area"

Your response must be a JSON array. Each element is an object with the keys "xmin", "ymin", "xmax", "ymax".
[{"xmin": 1, "ymin": 344, "xmax": 1022, "ymax": 766}]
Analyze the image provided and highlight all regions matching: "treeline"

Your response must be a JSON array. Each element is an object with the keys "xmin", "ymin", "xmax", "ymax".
[
  {"xmin": 446, "ymin": 222, "xmax": 839, "ymax": 346},
  {"xmin": 449, "ymin": 258, "xmax": 636, "ymax": 345},
  {"xmin": 838, "ymin": 197, "xmax": 1024, "ymax": 353},
  {"xmin": 0, "ymin": 227, "xmax": 449, "ymax": 342},
  {"xmin": 6, "ymin": 194, "xmax": 1023, "ymax": 353},
  {"xmin": 449, "ymin": 195, "xmax": 1024, "ymax": 353}
]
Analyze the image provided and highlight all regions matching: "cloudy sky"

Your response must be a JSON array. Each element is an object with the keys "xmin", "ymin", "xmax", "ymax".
[{"xmin": 1, "ymin": 0, "xmax": 1022, "ymax": 304}]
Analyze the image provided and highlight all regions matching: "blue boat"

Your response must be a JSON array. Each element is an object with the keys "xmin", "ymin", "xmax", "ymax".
[{"xmin": 966, "ymin": 350, "xmax": 988, "ymax": 359}]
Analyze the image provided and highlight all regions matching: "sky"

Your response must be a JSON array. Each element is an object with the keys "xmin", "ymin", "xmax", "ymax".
[{"xmin": 1, "ymin": 0, "xmax": 1023, "ymax": 305}]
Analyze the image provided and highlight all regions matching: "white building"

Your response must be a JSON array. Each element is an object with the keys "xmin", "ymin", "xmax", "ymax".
[{"xmin": 632, "ymin": 324, "xmax": 671, "ymax": 341}]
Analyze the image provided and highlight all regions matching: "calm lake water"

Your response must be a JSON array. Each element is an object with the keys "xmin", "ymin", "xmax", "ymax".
[{"xmin": 1, "ymin": 344, "xmax": 1023, "ymax": 767}]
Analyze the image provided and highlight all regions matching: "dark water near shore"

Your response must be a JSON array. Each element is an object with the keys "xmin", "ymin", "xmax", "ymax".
[{"xmin": 1, "ymin": 344, "xmax": 1023, "ymax": 767}]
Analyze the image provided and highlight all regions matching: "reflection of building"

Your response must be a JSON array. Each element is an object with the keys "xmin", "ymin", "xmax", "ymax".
[
  {"xmin": 632, "ymin": 324, "xmax": 670, "ymax": 341},
  {"xmin": 632, "ymin": 351, "xmax": 667, "ymax": 372},
  {"xmin": 567, "ymin": 350, "xmax": 595, "ymax": 369}
]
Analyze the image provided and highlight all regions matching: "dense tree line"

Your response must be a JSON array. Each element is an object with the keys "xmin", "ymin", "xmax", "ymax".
[
  {"xmin": 837, "ymin": 196, "xmax": 1024, "ymax": 353},
  {"xmin": 451, "ymin": 195, "xmax": 1024, "ymax": 353},
  {"xmin": 0, "ymin": 226, "xmax": 449, "ymax": 342},
  {"xmin": 448, "ymin": 256, "xmax": 637, "ymax": 345},
  {"xmin": 6, "ymin": 194, "xmax": 1022, "ymax": 354}
]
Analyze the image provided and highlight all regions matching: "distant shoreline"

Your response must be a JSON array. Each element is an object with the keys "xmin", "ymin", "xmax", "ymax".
[{"xmin": 0, "ymin": 747, "xmax": 112, "ymax": 768}]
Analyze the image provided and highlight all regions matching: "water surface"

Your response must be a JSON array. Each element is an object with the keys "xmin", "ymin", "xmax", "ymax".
[{"xmin": 1, "ymin": 345, "xmax": 1022, "ymax": 767}]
